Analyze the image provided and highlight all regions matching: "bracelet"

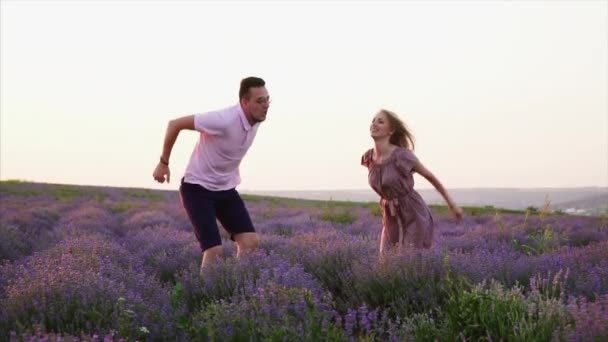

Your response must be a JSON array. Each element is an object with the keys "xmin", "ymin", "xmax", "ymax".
[{"xmin": 159, "ymin": 156, "xmax": 169, "ymax": 166}]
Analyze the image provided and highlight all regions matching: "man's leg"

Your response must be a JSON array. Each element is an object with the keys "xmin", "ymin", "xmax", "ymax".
[
  {"xmin": 216, "ymin": 189, "xmax": 258, "ymax": 258},
  {"xmin": 201, "ymin": 245, "xmax": 224, "ymax": 269},
  {"xmin": 233, "ymin": 232, "xmax": 259, "ymax": 257},
  {"xmin": 179, "ymin": 180, "xmax": 224, "ymax": 272}
]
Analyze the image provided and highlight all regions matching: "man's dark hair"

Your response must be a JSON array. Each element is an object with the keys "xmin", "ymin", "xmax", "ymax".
[{"xmin": 239, "ymin": 77, "xmax": 266, "ymax": 99}]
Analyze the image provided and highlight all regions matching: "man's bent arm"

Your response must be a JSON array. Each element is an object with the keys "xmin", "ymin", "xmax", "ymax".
[{"xmin": 161, "ymin": 115, "xmax": 195, "ymax": 163}]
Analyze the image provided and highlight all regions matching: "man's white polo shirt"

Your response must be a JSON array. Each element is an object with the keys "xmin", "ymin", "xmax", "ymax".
[{"xmin": 183, "ymin": 104, "xmax": 259, "ymax": 191}]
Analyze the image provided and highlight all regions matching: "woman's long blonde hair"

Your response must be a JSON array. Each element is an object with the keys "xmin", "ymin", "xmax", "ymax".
[{"xmin": 380, "ymin": 109, "xmax": 415, "ymax": 150}]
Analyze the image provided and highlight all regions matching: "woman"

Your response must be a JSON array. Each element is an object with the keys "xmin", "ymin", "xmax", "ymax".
[{"xmin": 361, "ymin": 109, "xmax": 463, "ymax": 253}]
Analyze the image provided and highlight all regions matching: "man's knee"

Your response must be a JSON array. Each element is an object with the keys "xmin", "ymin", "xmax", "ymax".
[
  {"xmin": 203, "ymin": 245, "xmax": 224, "ymax": 258},
  {"xmin": 235, "ymin": 232, "xmax": 259, "ymax": 250},
  {"xmin": 201, "ymin": 245, "xmax": 224, "ymax": 270}
]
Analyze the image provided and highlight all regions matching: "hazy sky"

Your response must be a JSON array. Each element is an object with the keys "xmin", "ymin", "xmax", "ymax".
[{"xmin": 1, "ymin": 0, "xmax": 606, "ymax": 191}]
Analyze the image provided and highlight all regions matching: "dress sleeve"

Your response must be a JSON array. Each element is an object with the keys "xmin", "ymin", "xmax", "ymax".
[
  {"xmin": 395, "ymin": 148, "xmax": 419, "ymax": 174},
  {"xmin": 361, "ymin": 149, "xmax": 372, "ymax": 168}
]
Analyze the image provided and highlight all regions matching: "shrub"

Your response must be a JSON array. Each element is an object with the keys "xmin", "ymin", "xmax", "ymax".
[
  {"xmin": 189, "ymin": 282, "xmax": 343, "ymax": 341},
  {"xmin": 1, "ymin": 236, "xmax": 174, "ymax": 340},
  {"xmin": 440, "ymin": 280, "xmax": 570, "ymax": 341},
  {"xmin": 352, "ymin": 249, "xmax": 450, "ymax": 318}
]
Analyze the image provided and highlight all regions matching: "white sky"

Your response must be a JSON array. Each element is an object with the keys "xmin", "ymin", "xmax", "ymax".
[{"xmin": 1, "ymin": 0, "xmax": 607, "ymax": 191}]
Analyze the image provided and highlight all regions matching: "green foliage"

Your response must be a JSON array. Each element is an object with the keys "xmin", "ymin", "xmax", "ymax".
[
  {"xmin": 189, "ymin": 284, "xmax": 345, "ymax": 342},
  {"xmin": 240, "ymin": 193, "xmax": 271, "ymax": 203},
  {"xmin": 501, "ymin": 207, "xmax": 569, "ymax": 256},
  {"xmin": 122, "ymin": 189, "xmax": 164, "ymax": 201},
  {"xmin": 430, "ymin": 204, "xmax": 525, "ymax": 216},
  {"xmin": 258, "ymin": 201, "xmax": 277, "ymax": 220},
  {"xmin": 0, "ymin": 223, "xmax": 33, "ymax": 261},
  {"xmin": 438, "ymin": 279, "xmax": 571, "ymax": 341},
  {"xmin": 242, "ymin": 193, "xmax": 371, "ymax": 210},
  {"xmin": 527, "ymin": 206, "xmax": 539, "ymax": 214},
  {"xmin": 513, "ymin": 230, "xmax": 559, "ymax": 255},
  {"xmin": 51, "ymin": 185, "xmax": 86, "ymax": 201},
  {"xmin": 530, "ymin": 269, "xmax": 569, "ymax": 301},
  {"xmin": 303, "ymin": 253, "xmax": 357, "ymax": 314},
  {"xmin": 367, "ymin": 203, "xmax": 383, "ymax": 217},
  {"xmin": 599, "ymin": 214, "xmax": 608, "ymax": 232},
  {"xmin": 274, "ymin": 226, "xmax": 293, "ymax": 237},
  {"xmin": 319, "ymin": 200, "xmax": 357, "ymax": 224},
  {"xmin": 171, "ymin": 282, "xmax": 191, "ymax": 332},
  {"xmin": 0, "ymin": 180, "xmax": 43, "ymax": 196},
  {"xmin": 1, "ymin": 179, "xmax": 29, "ymax": 185},
  {"xmin": 116, "ymin": 297, "xmax": 150, "ymax": 341},
  {"xmin": 0, "ymin": 187, "xmax": 43, "ymax": 196},
  {"xmin": 109, "ymin": 201, "xmax": 141, "ymax": 213},
  {"xmin": 49, "ymin": 184, "xmax": 108, "ymax": 202},
  {"xmin": 353, "ymin": 255, "xmax": 451, "ymax": 318},
  {"xmin": 512, "ymin": 223, "xmax": 567, "ymax": 256},
  {"xmin": 442, "ymin": 281, "xmax": 528, "ymax": 340},
  {"xmin": 0, "ymin": 181, "xmax": 109, "ymax": 202},
  {"xmin": 6, "ymin": 280, "xmax": 116, "ymax": 337},
  {"xmin": 400, "ymin": 313, "xmax": 442, "ymax": 341}
]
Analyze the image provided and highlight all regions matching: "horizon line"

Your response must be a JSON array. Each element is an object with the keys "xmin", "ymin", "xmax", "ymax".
[{"xmin": 1, "ymin": 179, "xmax": 606, "ymax": 192}]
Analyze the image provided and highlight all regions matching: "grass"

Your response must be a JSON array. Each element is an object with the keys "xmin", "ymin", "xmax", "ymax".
[
  {"xmin": 430, "ymin": 204, "xmax": 526, "ymax": 216},
  {"xmin": 1, "ymin": 181, "xmax": 110, "ymax": 202},
  {"xmin": 108, "ymin": 201, "xmax": 143, "ymax": 213},
  {"xmin": 121, "ymin": 189, "xmax": 164, "ymax": 201}
]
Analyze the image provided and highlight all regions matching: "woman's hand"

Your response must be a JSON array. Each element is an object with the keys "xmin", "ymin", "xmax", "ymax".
[{"xmin": 449, "ymin": 205, "xmax": 464, "ymax": 222}]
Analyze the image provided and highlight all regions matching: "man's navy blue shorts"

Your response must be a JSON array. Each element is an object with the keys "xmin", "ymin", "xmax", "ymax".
[{"xmin": 179, "ymin": 178, "xmax": 256, "ymax": 251}]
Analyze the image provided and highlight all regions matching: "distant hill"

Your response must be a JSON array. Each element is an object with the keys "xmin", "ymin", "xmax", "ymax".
[{"xmin": 242, "ymin": 187, "xmax": 608, "ymax": 216}]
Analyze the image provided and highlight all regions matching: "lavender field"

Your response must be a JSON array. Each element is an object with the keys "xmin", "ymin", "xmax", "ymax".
[{"xmin": 1, "ymin": 181, "xmax": 607, "ymax": 341}]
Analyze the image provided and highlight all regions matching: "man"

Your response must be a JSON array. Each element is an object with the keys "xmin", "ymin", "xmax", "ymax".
[{"xmin": 152, "ymin": 76, "xmax": 270, "ymax": 270}]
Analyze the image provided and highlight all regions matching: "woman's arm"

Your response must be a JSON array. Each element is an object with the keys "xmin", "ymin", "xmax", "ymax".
[{"xmin": 413, "ymin": 161, "xmax": 463, "ymax": 220}]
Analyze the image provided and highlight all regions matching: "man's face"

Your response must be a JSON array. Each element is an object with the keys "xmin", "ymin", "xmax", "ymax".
[{"xmin": 242, "ymin": 86, "xmax": 270, "ymax": 124}]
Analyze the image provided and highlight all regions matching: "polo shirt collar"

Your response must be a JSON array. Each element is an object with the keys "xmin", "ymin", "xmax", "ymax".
[{"xmin": 237, "ymin": 104, "xmax": 253, "ymax": 131}]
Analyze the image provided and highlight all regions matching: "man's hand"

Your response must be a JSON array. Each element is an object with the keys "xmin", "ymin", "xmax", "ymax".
[{"xmin": 153, "ymin": 163, "xmax": 171, "ymax": 183}]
